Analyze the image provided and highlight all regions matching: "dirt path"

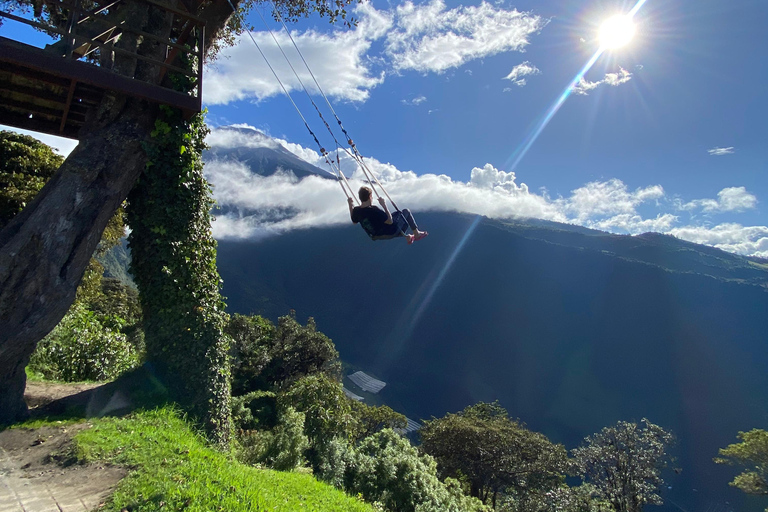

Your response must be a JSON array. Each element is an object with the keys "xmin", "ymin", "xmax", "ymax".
[{"xmin": 0, "ymin": 382, "xmax": 126, "ymax": 512}]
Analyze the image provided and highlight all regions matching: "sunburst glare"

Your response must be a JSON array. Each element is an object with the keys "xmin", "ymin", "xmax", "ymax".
[{"xmin": 599, "ymin": 14, "xmax": 636, "ymax": 49}]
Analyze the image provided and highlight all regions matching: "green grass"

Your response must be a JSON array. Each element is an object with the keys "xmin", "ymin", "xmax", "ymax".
[
  {"xmin": 25, "ymin": 366, "xmax": 49, "ymax": 382},
  {"xmin": 73, "ymin": 407, "xmax": 375, "ymax": 512}
]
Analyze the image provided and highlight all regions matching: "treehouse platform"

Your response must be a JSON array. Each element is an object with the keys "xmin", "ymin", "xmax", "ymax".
[{"xmin": 0, "ymin": 0, "xmax": 205, "ymax": 139}]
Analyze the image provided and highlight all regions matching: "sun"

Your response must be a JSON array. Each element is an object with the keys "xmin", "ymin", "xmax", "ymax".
[{"xmin": 599, "ymin": 14, "xmax": 636, "ymax": 49}]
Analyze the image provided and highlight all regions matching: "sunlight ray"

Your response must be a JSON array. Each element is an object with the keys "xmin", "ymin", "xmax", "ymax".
[
  {"xmin": 503, "ymin": 0, "xmax": 648, "ymax": 173},
  {"xmin": 378, "ymin": 216, "xmax": 483, "ymax": 370}
]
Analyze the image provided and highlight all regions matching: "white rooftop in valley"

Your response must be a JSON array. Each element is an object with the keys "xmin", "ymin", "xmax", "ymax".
[
  {"xmin": 347, "ymin": 371, "xmax": 386, "ymax": 394},
  {"xmin": 396, "ymin": 418, "xmax": 421, "ymax": 435},
  {"xmin": 342, "ymin": 387, "xmax": 364, "ymax": 401}
]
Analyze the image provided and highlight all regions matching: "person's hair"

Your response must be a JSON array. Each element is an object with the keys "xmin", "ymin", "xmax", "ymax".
[{"xmin": 358, "ymin": 186, "xmax": 372, "ymax": 202}]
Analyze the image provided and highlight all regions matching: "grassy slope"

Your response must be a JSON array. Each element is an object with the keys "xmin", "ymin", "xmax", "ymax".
[{"xmin": 71, "ymin": 407, "xmax": 374, "ymax": 512}]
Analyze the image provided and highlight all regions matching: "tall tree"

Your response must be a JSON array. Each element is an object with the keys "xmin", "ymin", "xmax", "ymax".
[
  {"xmin": 715, "ymin": 428, "xmax": 768, "ymax": 509},
  {"xmin": 571, "ymin": 418, "xmax": 674, "ymax": 512},
  {"xmin": 126, "ymin": 108, "xmax": 231, "ymax": 444},
  {"xmin": 0, "ymin": 0, "xmax": 356, "ymax": 425},
  {"xmin": 420, "ymin": 401, "xmax": 568, "ymax": 509}
]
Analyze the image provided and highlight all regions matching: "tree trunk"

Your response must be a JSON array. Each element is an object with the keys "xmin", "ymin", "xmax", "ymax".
[
  {"xmin": 0, "ymin": 97, "xmax": 158, "ymax": 424},
  {"xmin": 0, "ymin": 0, "xmax": 240, "ymax": 425}
]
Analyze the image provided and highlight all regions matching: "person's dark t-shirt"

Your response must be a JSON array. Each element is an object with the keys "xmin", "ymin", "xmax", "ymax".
[{"xmin": 351, "ymin": 205, "xmax": 397, "ymax": 237}]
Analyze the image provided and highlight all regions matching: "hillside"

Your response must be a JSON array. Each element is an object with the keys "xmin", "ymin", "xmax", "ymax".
[{"xmin": 216, "ymin": 212, "xmax": 768, "ymax": 512}]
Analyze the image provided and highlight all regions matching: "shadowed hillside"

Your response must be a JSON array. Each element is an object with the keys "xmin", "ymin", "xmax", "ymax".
[{"xmin": 217, "ymin": 212, "xmax": 768, "ymax": 512}]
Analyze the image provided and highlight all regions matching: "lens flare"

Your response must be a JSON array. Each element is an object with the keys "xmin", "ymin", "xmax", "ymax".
[
  {"xmin": 504, "ymin": 0, "xmax": 648, "ymax": 173},
  {"xmin": 599, "ymin": 15, "xmax": 636, "ymax": 49}
]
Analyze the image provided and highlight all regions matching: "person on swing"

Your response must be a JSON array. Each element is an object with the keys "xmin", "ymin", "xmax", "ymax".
[{"xmin": 349, "ymin": 186, "xmax": 428, "ymax": 243}]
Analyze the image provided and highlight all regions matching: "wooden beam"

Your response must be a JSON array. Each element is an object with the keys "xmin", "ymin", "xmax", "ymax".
[
  {"xmin": 0, "ymin": 37, "xmax": 200, "ymax": 113},
  {"xmin": 60, "ymin": 80, "xmax": 78, "ymax": 134},
  {"xmin": 0, "ymin": 108, "xmax": 81, "ymax": 138}
]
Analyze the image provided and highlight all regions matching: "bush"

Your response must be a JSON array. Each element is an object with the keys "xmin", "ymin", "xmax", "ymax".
[
  {"xmin": 345, "ymin": 429, "xmax": 490, "ymax": 512},
  {"xmin": 228, "ymin": 313, "xmax": 341, "ymax": 394},
  {"xmin": 237, "ymin": 406, "xmax": 309, "ymax": 472},
  {"xmin": 28, "ymin": 304, "xmax": 140, "ymax": 381},
  {"xmin": 280, "ymin": 373, "xmax": 353, "ymax": 460},
  {"xmin": 231, "ymin": 390, "xmax": 277, "ymax": 431}
]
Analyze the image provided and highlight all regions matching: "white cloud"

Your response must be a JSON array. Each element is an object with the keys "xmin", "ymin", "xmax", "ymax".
[
  {"xmin": 203, "ymin": 0, "xmax": 545, "ymax": 104},
  {"xmin": 678, "ymin": 187, "xmax": 757, "ymax": 213},
  {"xmin": 708, "ymin": 146, "xmax": 735, "ymax": 156},
  {"xmin": 402, "ymin": 95, "xmax": 427, "ymax": 106},
  {"xmin": 668, "ymin": 224, "xmax": 768, "ymax": 258},
  {"xmin": 573, "ymin": 67, "xmax": 632, "ymax": 95},
  {"xmin": 204, "ymin": 12, "xmax": 387, "ymax": 104},
  {"xmin": 557, "ymin": 179, "xmax": 664, "ymax": 223},
  {"xmin": 386, "ymin": 0, "xmax": 545, "ymax": 73},
  {"xmin": 503, "ymin": 61, "xmax": 540, "ymax": 87},
  {"xmin": 588, "ymin": 213, "xmax": 678, "ymax": 234},
  {"xmin": 205, "ymin": 126, "xmax": 768, "ymax": 258}
]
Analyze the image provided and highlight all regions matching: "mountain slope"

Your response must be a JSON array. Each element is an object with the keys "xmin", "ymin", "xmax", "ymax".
[
  {"xmin": 205, "ymin": 127, "xmax": 332, "ymax": 179},
  {"xmin": 217, "ymin": 212, "xmax": 768, "ymax": 512}
]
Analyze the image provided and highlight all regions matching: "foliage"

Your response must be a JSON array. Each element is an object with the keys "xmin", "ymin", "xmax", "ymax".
[
  {"xmin": 231, "ymin": 390, "xmax": 278, "ymax": 431},
  {"xmin": 571, "ymin": 418, "xmax": 674, "ymax": 512},
  {"xmin": 344, "ymin": 428, "xmax": 491, "ymax": 512},
  {"xmin": 238, "ymin": 406, "xmax": 309, "ymax": 471},
  {"xmin": 280, "ymin": 373, "xmax": 353, "ymax": 468},
  {"xmin": 0, "ymin": 130, "xmax": 62, "ymax": 228},
  {"xmin": 226, "ymin": 313, "xmax": 275, "ymax": 394},
  {"xmin": 228, "ymin": 313, "xmax": 341, "ymax": 394},
  {"xmin": 420, "ymin": 402, "xmax": 567, "ymax": 508},
  {"xmin": 267, "ymin": 315, "xmax": 341, "ymax": 387},
  {"xmin": 126, "ymin": 106, "xmax": 231, "ymax": 446},
  {"xmin": 496, "ymin": 484, "xmax": 612, "ymax": 512},
  {"xmin": 28, "ymin": 304, "xmax": 140, "ymax": 381},
  {"xmin": 73, "ymin": 406, "xmax": 376, "ymax": 511},
  {"xmin": 210, "ymin": 0, "xmax": 360, "ymax": 61},
  {"xmin": 715, "ymin": 428, "xmax": 768, "ymax": 505},
  {"xmin": 350, "ymin": 400, "xmax": 408, "ymax": 443}
]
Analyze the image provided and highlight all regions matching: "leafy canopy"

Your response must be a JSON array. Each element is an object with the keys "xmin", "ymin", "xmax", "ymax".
[
  {"xmin": 0, "ymin": 130, "xmax": 62, "ymax": 228},
  {"xmin": 571, "ymin": 418, "xmax": 675, "ymax": 512},
  {"xmin": 420, "ymin": 401, "xmax": 568, "ymax": 508},
  {"xmin": 715, "ymin": 428, "xmax": 768, "ymax": 504}
]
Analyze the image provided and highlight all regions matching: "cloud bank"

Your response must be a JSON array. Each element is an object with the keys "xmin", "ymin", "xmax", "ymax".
[
  {"xmin": 204, "ymin": 0, "xmax": 544, "ymax": 104},
  {"xmin": 205, "ymin": 126, "xmax": 768, "ymax": 258}
]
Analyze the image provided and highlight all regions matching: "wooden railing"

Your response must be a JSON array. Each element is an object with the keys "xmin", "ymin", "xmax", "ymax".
[{"xmin": 0, "ymin": 0, "xmax": 205, "ymax": 110}]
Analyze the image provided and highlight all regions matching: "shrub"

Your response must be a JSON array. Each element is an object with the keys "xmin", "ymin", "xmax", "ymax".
[
  {"xmin": 237, "ymin": 406, "xmax": 309, "ymax": 472},
  {"xmin": 231, "ymin": 390, "xmax": 277, "ymax": 431},
  {"xmin": 228, "ymin": 314, "xmax": 341, "ymax": 394},
  {"xmin": 28, "ymin": 304, "xmax": 140, "ymax": 381},
  {"xmin": 345, "ymin": 429, "xmax": 490, "ymax": 512}
]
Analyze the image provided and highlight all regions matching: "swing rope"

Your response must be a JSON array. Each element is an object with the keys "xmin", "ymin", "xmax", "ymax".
[
  {"xmin": 259, "ymin": 1, "xmax": 401, "ymax": 211},
  {"xmin": 223, "ymin": 0, "xmax": 358, "ymax": 204}
]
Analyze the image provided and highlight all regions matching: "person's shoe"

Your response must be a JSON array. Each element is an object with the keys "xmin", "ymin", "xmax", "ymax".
[
  {"xmin": 406, "ymin": 234, "xmax": 415, "ymax": 244},
  {"xmin": 413, "ymin": 231, "xmax": 429, "ymax": 242}
]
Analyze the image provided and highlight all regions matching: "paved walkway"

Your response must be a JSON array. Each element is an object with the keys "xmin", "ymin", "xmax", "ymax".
[{"xmin": 0, "ymin": 428, "xmax": 124, "ymax": 512}]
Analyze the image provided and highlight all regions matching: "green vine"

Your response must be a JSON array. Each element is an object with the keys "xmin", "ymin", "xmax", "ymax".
[{"xmin": 126, "ymin": 106, "xmax": 231, "ymax": 446}]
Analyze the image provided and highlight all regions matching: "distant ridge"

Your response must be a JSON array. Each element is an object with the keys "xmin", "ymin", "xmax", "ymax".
[{"xmin": 217, "ymin": 211, "xmax": 768, "ymax": 512}]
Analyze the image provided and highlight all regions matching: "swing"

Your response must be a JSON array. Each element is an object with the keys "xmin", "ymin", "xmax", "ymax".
[{"xmin": 224, "ymin": 0, "xmax": 428, "ymax": 243}]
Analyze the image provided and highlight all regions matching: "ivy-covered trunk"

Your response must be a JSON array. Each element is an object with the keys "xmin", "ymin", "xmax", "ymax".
[{"xmin": 126, "ymin": 108, "xmax": 231, "ymax": 446}]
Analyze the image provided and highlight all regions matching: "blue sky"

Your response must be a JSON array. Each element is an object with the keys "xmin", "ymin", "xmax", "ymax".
[{"xmin": 2, "ymin": 0, "xmax": 767, "ymax": 255}]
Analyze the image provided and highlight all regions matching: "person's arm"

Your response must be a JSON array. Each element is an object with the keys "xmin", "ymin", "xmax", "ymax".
[
  {"xmin": 348, "ymin": 197, "xmax": 357, "ymax": 223},
  {"xmin": 378, "ymin": 196, "xmax": 393, "ymax": 224}
]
